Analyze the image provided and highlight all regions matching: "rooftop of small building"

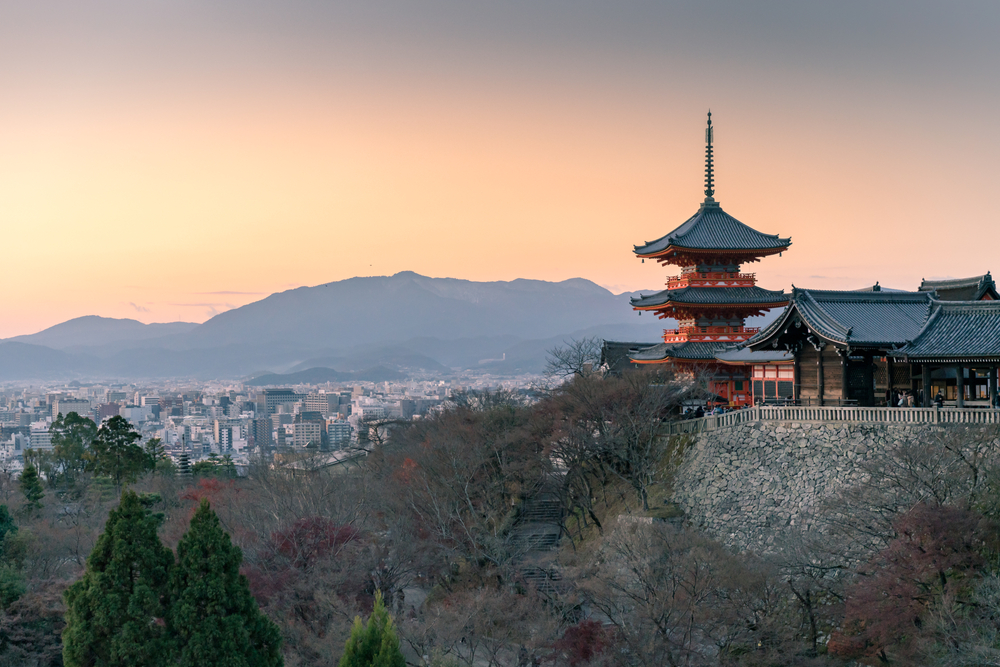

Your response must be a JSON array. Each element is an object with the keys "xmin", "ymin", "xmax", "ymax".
[
  {"xmin": 628, "ymin": 341, "xmax": 729, "ymax": 362},
  {"xmin": 918, "ymin": 272, "xmax": 998, "ymax": 301}
]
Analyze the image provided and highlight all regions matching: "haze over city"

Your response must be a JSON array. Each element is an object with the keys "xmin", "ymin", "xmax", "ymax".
[{"xmin": 2, "ymin": 1, "xmax": 998, "ymax": 338}]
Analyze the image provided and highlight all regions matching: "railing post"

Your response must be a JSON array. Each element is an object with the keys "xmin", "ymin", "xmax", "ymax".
[{"xmin": 934, "ymin": 405, "xmax": 940, "ymax": 424}]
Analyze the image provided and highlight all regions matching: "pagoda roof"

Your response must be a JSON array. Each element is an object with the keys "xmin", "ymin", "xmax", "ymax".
[
  {"xmin": 749, "ymin": 288, "xmax": 935, "ymax": 349},
  {"xmin": 631, "ymin": 285, "xmax": 788, "ymax": 310},
  {"xmin": 890, "ymin": 300, "xmax": 1000, "ymax": 363},
  {"xmin": 918, "ymin": 273, "xmax": 998, "ymax": 301},
  {"xmin": 634, "ymin": 199, "xmax": 791, "ymax": 258}
]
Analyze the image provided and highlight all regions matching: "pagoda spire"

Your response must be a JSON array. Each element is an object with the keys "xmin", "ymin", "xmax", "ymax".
[{"xmin": 704, "ymin": 110, "xmax": 715, "ymax": 201}]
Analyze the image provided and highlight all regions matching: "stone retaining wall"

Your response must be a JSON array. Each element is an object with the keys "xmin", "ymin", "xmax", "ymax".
[{"xmin": 671, "ymin": 420, "xmax": 962, "ymax": 551}]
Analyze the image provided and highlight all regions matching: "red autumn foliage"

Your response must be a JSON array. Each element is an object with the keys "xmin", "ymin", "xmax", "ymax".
[
  {"xmin": 181, "ymin": 477, "xmax": 236, "ymax": 508},
  {"xmin": 393, "ymin": 457, "xmax": 418, "ymax": 485},
  {"xmin": 829, "ymin": 503, "xmax": 989, "ymax": 661},
  {"xmin": 271, "ymin": 516, "xmax": 359, "ymax": 569},
  {"xmin": 552, "ymin": 620, "xmax": 610, "ymax": 666}
]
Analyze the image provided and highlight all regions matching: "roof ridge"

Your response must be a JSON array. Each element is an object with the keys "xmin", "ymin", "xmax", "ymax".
[{"xmin": 799, "ymin": 291, "xmax": 852, "ymax": 341}]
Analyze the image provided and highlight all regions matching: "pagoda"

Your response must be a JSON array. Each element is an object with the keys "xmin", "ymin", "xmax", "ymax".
[{"xmin": 628, "ymin": 112, "xmax": 791, "ymax": 406}]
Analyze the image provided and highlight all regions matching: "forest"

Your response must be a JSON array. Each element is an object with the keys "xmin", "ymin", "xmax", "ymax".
[{"xmin": 1, "ymin": 369, "xmax": 1000, "ymax": 666}]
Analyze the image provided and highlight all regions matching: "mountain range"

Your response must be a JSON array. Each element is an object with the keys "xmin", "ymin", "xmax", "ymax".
[{"xmin": 0, "ymin": 271, "xmax": 780, "ymax": 381}]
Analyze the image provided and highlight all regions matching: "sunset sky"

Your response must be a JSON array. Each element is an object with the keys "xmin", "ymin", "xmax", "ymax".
[{"xmin": 1, "ymin": 1, "xmax": 998, "ymax": 338}]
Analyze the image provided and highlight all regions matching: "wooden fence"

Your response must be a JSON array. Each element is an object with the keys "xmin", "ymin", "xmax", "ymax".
[{"xmin": 665, "ymin": 406, "xmax": 1000, "ymax": 434}]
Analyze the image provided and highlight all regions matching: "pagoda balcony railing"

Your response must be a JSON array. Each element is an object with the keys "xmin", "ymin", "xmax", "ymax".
[
  {"xmin": 663, "ymin": 326, "xmax": 760, "ymax": 337},
  {"xmin": 667, "ymin": 272, "xmax": 757, "ymax": 288}
]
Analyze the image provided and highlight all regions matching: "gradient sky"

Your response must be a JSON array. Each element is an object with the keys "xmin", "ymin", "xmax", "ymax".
[{"xmin": 1, "ymin": 1, "xmax": 998, "ymax": 337}]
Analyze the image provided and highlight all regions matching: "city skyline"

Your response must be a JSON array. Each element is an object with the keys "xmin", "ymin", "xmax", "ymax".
[{"xmin": 2, "ymin": 1, "xmax": 998, "ymax": 337}]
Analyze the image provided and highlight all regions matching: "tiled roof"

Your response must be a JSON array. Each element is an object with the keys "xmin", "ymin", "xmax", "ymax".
[
  {"xmin": 750, "ymin": 289, "xmax": 935, "ymax": 348},
  {"xmin": 919, "ymin": 272, "xmax": 998, "ymax": 301},
  {"xmin": 628, "ymin": 341, "xmax": 726, "ymax": 362},
  {"xmin": 600, "ymin": 340, "xmax": 659, "ymax": 373},
  {"xmin": 631, "ymin": 286, "xmax": 788, "ymax": 309},
  {"xmin": 714, "ymin": 348, "xmax": 793, "ymax": 364},
  {"xmin": 891, "ymin": 301, "xmax": 1000, "ymax": 362},
  {"xmin": 634, "ymin": 199, "xmax": 791, "ymax": 256}
]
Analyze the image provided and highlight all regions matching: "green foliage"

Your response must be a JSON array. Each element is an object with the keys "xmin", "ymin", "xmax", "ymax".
[
  {"xmin": 338, "ymin": 591, "xmax": 405, "ymax": 667},
  {"xmin": 49, "ymin": 412, "xmax": 97, "ymax": 488},
  {"xmin": 86, "ymin": 416, "xmax": 151, "ymax": 493},
  {"xmin": 0, "ymin": 564, "xmax": 26, "ymax": 609},
  {"xmin": 191, "ymin": 454, "xmax": 237, "ymax": 479},
  {"xmin": 0, "ymin": 506, "xmax": 17, "ymax": 545},
  {"xmin": 168, "ymin": 499, "xmax": 282, "ymax": 667},
  {"xmin": 18, "ymin": 463, "xmax": 44, "ymax": 511},
  {"xmin": 62, "ymin": 490, "xmax": 174, "ymax": 667}
]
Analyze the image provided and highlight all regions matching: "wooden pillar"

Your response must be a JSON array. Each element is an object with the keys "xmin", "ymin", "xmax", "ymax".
[
  {"xmin": 817, "ymin": 344, "xmax": 825, "ymax": 407},
  {"xmin": 841, "ymin": 350, "xmax": 849, "ymax": 403},
  {"xmin": 886, "ymin": 355, "xmax": 895, "ymax": 404},
  {"xmin": 956, "ymin": 365, "xmax": 965, "ymax": 408},
  {"xmin": 922, "ymin": 365, "xmax": 932, "ymax": 407},
  {"xmin": 990, "ymin": 366, "xmax": 998, "ymax": 408},
  {"xmin": 793, "ymin": 349, "xmax": 801, "ymax": 403}
]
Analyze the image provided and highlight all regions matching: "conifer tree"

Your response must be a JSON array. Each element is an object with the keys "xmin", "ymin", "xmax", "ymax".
[
  {"xmin": 62, "ymin": 490, "xmax": 174, "ymax": 667},
  {"xmin": 19, "ymin": 462, "xmax": 44, "ymax": 511},
  {"xmin": 168, "ymin": 499, "xmax": 282, "ymax": 667},
  {"xmin": 338, "ymin": 591, "xmax": 406, "ymax": 667},
  {"xmin": 87, "ymin": 415, "xmax": 150, "ymax": 494}
]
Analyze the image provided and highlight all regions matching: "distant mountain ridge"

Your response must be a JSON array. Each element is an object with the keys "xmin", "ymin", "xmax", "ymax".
[
  {"xmin": 9, "ymin": 316, "xmax": 197, "ymax": 350},
  {"xmin": 0, "ymin": 271, "xmax": 728, "ymax": 380}
]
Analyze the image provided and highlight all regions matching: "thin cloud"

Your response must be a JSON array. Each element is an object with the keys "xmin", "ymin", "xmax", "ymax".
[
  {"xmin": 193, "ymin": 291, "xmax": 264, "ymax": 295},
  {"xmin": 128, "ymin": 302, "xmax": 150, "ymax": 313}
]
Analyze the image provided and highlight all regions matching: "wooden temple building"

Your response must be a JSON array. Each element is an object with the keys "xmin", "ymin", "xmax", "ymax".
[{"xmin": 605, "ymin": 114, "xmax": 1000, "ymax": 409}]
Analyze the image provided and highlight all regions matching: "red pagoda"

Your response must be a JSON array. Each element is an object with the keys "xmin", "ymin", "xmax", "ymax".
[{"xmin": 628, "ymin": 112, "xmax": 791, "ymax": 406}]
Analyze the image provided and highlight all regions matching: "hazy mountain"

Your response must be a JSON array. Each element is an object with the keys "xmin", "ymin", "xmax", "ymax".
[
  {"xmin": 175, "ymin": 272, "xmax": 658, "ymax": 350},
  {"xmin": 6, "ymin": 316, "xmax": 197, "ymax": 351},
  {"xmin": 0, "ymin": 342, "xmax": 98, "ymax": 380},
  {"xmin": 0, "ymin": 272, "xmax": 734, "ymax": 379}
]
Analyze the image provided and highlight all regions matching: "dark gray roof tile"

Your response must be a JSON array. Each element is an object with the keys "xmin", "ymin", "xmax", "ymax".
[
  {"xmin": 631, "ymin": 286, "xmax": 788, "ymax": 309},
  {"xmin": 634, "ymin": 200, "xmax": 791, "ymax": 256},
  {"xmin": 750, "ymin": 289, "xmax": 935, "ymax": 348},
  {"xmin": 891, "ymin": 301, "xmax": 1000, "ymax": 362}
]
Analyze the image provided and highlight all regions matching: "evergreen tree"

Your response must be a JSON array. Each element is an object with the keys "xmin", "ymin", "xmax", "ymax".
[
  {"xmin": 49, "ymin": 411, "xmax": 97, "ymax": 488},
  {"xmin": 338, "ymin": 591, "xmax": 406, "ymax": 667},
  {"xmin": 62, "ymin": 491, "xmax": 174, "ymax": 667},
  {"xmin": 168, "ymin": 499, "xmax": 282, "ymax": 667},
  {"xmin": 19, "ymin": 462, "xmax": 44, "ymax": 511},
  {"xmin": 87, "ymin": 415, "xmax": 150, "ymax": 494}
]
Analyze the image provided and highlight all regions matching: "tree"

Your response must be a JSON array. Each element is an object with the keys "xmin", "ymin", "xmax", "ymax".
[
  {"xmin": 545, "ymin": 337, "xmax": 603, "ymax": 379},
  {"xmin": 339, "ymin": 590, "xmax": 405, "ymax": 667},
  {"xmin": 49, "ymin": 412, "xmax": 97, "ymax": 489},
  {"xmin": 18, "ymin": 463, "xmax": 43, "ymax": 512},
  {"xmin": 829, "ymin": 503, "xmax": 990, "ymax": 664},
  {"xmin": 87, "ymin": 416, "xmax": 150, "ymax": 494},
  {"xmin": 168, "ymin": 499, "xmax": 282, "ymax": 667},
  {"xmin": 62, "ymin": 490, "xmax": 174, "ymax": 667}
]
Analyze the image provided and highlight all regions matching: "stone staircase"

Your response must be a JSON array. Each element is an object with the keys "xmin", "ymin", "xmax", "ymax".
[{"xmin": 511, "ymin": 477, "xmax": 566, "ymax": 594}]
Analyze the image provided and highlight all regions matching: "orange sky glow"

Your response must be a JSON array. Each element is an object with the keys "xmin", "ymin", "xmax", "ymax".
[{"xmin": 1, "ymin": 1, "xmax": 998, "ymax": 338}]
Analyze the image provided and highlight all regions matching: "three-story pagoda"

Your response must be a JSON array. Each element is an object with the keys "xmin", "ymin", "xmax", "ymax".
[{"xmin": 628, "ymin": 112, "xmax": 791, "ymax": 405}]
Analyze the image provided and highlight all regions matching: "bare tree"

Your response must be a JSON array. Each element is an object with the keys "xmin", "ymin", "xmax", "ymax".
[{"xmin": 545, "ymin": 337, "xmax": 603, "ymax": 379}]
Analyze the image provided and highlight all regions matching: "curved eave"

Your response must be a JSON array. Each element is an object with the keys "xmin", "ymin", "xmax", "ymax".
[
  {"xmin": 632, "ymin": 300, "xmax": 789, "ymax": 312},
  {"xmin": 893, "ymin": 354, "xmax": 1000, "ymax": 364},
  {"xmin": 633, "ymin": 243, "xmax": 790, "ymax": 260}
]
